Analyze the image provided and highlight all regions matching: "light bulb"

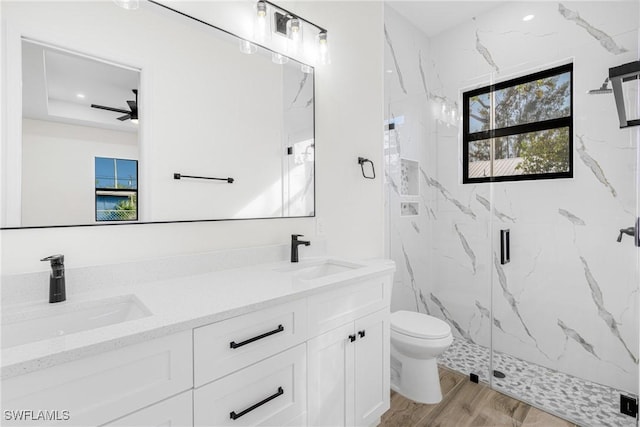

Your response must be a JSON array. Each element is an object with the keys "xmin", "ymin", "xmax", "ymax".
[
  {"xmin": 239, "ymin": 39, "xmax": 257, "ymax": 54},
  {"xmin": 287, "ymin": 17, "xmax": 302, "ymax": 55},
  {"xmin": 317, "ymin": 31, "xmax": 330, "ymax": 65},
  {"xmin": 255, "ymin": 1, "xmax": 268, "ymax": 43}
]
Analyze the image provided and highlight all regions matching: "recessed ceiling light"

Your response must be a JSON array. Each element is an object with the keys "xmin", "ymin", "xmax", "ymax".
[
  {"xmin": 522, "ymin": 14, "xmax": 535, "ymax": 22},
  {"xmin": 76, "ymin": 93, "xmax": 86, "ymax": 99}
]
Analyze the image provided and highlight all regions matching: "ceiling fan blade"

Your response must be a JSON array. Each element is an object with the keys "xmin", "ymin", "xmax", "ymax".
[
  {"xmin": 126, "ymin": 100, "xmax": 137, "ymax": 111},
  {"xmin": 117, "ymin": 114, "xmax": 131, "ymax": 121},
  {"xmin": 91, "ymin": 104, "xmax": 130, "ymax": 114}
]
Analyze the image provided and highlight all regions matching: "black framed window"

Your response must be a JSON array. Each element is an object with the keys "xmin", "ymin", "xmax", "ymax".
[
  {"xmin": 463, "ymin": 63, "xmax": 573, "ymax": 183},
  {"xmin": 95, "ymin": 157, "xmax": 138, "ymax": 221}
]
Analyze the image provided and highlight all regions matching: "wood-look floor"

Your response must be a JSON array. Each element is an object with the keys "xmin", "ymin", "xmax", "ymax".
[{"xmin": 381, "ymin": 367, "xmax": 578, "ymax": 427}]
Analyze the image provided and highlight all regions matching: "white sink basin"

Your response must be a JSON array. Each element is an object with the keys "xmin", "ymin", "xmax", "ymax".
[
  {"xmin": 1, "ymin": 295, "xmax": 151, "ymax": 349},
  {"xmin": 275, "ymin": 259, "xmax": 365, "ymax": 280}
]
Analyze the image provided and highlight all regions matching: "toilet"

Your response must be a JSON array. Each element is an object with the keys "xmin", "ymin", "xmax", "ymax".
[{"xmin": 390, "ymin": 310, "xmax": 453, "ymax": 404}]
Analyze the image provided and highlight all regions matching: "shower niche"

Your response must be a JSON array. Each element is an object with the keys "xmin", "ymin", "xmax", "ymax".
[{"xmin": 399, "ymin": 158, "xmax": 419, "ymax": 196}]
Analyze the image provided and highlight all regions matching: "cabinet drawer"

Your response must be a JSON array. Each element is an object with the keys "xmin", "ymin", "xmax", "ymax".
[
  {"xmin": 194, "ymin": 344, "xmax": 306, "ymax": 427},
  {"xmin": 194, "ymin": 299, "xmax": 306, "ymax": 387},
  {"xmin": 1, "ymin": 331, "xmax": 192, "ymax": 427},
  {"xmin": 102, "ymin": 390, "xmax": 192, "ymax": 427},
  {"xmin": 307, "ymin": 275, "xmax": 391, "ymax": 336}
]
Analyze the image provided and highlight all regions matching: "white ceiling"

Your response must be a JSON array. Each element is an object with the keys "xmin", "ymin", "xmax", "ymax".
[
  {"xmin": 387, "ymin": 1, "xmax": 503, "ymax": 38},
  {"xmin": 22, "ymin": 40, "xmax": 140, "ymax": 133}
]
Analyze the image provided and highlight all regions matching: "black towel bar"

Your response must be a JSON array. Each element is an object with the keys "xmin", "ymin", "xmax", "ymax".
[{"xmin": 174, "ymin": 173, "xmax": 234, "ymax": 183}]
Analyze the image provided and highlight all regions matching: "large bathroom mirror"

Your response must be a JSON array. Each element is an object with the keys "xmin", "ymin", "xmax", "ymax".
[{"xmin": 1, "ymin": 0, "xmax": 315, "ymax": 228}]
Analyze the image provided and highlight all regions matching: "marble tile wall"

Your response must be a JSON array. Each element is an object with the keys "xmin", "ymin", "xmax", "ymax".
[{"xmin": 384, "ymin": 0, "xmax": 639, "ymax": 400}]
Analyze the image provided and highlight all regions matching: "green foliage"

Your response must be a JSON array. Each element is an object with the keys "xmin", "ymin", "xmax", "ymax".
[
  {"xmin": 515, "ymin": 129, "xmax": 570, "ymax": 174},
  {"xmin": 114, "ymin": 194, "xmax": 137, "ymax": 220}
]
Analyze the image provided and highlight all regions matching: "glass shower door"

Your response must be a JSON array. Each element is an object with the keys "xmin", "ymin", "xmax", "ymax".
[{"xmin": 487, "ymin": 3, "xmax": 639, "ymax": 425}]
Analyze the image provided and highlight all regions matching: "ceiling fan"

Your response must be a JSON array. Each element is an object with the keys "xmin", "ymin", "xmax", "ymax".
[{"xmin": 91, "ymin": 89, "xmax": 138, "ymax": 122}]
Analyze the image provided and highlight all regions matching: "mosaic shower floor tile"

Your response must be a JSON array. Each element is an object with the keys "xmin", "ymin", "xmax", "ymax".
[{"xmin": 438, "ymin": 338, "xmax": 637, "ymax": 427}]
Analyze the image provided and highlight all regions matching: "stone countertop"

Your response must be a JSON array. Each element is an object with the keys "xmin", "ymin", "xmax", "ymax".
[{"xmin": 1, "ymin": 257, "xmax": 395, "ymax": 379}]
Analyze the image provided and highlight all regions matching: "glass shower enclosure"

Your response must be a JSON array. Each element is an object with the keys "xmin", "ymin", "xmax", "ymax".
[{"xmin": 384, "ymin": 2, "xmax": 639, "ymax": 425}]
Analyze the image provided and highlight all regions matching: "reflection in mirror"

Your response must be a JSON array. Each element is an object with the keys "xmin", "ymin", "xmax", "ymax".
[
  {"xmin": 21, "ymin": 40, "xmax": 140, "ymax": 227},
  {"xmin": 2, "ymin": 1, "xmax": 314, "ymax": 228}
]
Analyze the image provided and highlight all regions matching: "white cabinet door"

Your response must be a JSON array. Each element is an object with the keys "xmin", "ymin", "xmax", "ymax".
[
  {"xmin": 308, "ymin": 309, "xmax": 389, "ymax": 427},
  {"xmin": 354, "ymin": 309, "xmax": 389, "ymax": 427},
  {"xmin": 101, "ymin": 391, "xmax": 192, "ymax": 427},
  {"xmin": 307, "ymin": 323, "xmax": 354, "ymax": 427}
]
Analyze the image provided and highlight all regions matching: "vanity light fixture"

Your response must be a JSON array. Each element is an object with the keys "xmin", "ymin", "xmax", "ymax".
[
  {"xmin": 113, "ymin": 0, "xmax": 139, "ymax": 10},
  {"xmin": 255, "ymin": 0, "xmax": 329, "ymax": 65}
]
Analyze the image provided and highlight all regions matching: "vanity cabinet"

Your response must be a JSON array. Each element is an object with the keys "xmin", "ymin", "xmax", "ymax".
[{"xmin": 2, "ymin": 269, "xmax": 393, "ymax": 427}]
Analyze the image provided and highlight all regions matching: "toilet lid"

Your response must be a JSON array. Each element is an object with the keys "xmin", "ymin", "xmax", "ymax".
[{"xmin": 391, "ymin": 310, "xmax": 451, "ymax": 339}]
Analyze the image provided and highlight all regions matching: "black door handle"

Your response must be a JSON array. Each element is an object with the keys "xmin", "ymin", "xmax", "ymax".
[
  {"xmin": 500, "ymin": 229, "xmax": 510, "ymax": 265},
  {"xmin": 230, "ymin": 325, "xmax": 284, "ymax": 349},
  {"xmin": 229, "ymin": 386, "xmax": 284, "ymax": 420}
]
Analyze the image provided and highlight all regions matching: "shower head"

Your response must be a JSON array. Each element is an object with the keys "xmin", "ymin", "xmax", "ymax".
[{"xmin": 588, "ymin": 78, "xmax": 612, "ymax": 94}]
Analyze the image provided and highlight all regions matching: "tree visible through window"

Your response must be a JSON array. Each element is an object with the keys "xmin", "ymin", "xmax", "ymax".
[
  {"xmin": 95, "ymin": 157, "xmax": 138, "ymax": 221},
  {"xmin": 463, "ymin": 63, "xmax": 573, "ymax": 183}
]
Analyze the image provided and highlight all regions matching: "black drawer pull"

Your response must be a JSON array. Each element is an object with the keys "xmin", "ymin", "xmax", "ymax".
[
  {"xmin": 230, "ymin": 324, "xmax": 284, "ymax": 349},
  {"xmin": 229, "ymin": 386, "xmax": 284, "ymax": 420}
]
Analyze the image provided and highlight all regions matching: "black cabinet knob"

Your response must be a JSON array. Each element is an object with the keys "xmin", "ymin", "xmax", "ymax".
[
  {"xmin": 348, "ymin": 334, "xmax": 356, "ymax": 342},
  {"xmin": 358, "ymin": 330, "xmax": 366, "ymax": 338}
]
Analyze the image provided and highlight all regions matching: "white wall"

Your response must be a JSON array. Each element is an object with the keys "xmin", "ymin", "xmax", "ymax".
[
  {"xmin": 21, "ymin": 119, "xmax": 138, "ymax": 226},
  {"xmin": 0, "ymin": 1, "xmax": 384, "ymax": 274}
]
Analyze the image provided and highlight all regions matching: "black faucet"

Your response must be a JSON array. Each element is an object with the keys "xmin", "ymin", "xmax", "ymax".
[
  {"xmin": 41, "ymin": 254, "xmax": 66, "ymax": 303},
  {"xmin": 291, "ymin": 234, "xmax": 310, "ymax": 263},
  {"xmin": 617, "ymin": 218, "xmax": 640, "ymax": 246},
  {"xmin": 617, "ymin": 227, "xmax": 635, "ymax": 242}
]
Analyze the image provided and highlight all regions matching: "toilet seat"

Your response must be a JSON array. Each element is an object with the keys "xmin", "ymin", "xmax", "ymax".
[{"xmin": 391, "ymin": 310, "xmax": 451, "ymax": 339}]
